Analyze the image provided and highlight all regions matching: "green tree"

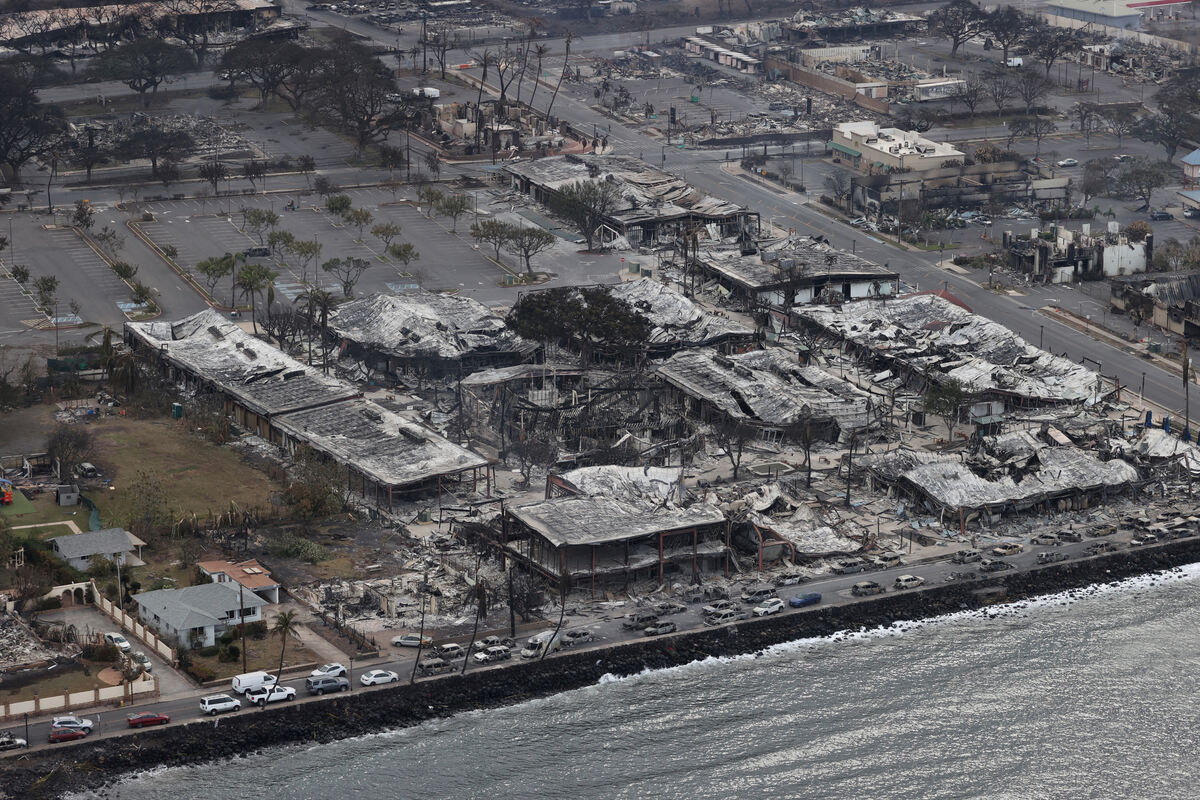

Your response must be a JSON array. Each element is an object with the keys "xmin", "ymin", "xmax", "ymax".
[
  {"xmin": 117, "ymin": 127, "xmax": 195, "ymax": 180},
  {"xmin": 195, "ymin": 254, "xmax": 233, "ymax": 304},
  {"xmin": 344, "ymin": 207, "xmax": 373, "ymax": 239},
  {"xmin": 267, "ymin": 229, "xmax": 295, "ymax": 258},
  {"xmin": 235, "ymin": 261, "xmax": 278, "ymax": 334},
  {"xmin": 504, "ymin": 224, "xmax": 556, "ymax": 274},
  {"xmin": 286, "ymin": 240, "xmax": 322, "ymax": 286},
  {"xmin": 433, "ymin": 194, "xmax": 470, "ymax": 232},
  {"xmin": 387, "ymin": 242, "xmax": 419, "ymax": 267},
  {"xmin": 471, "ymin": 219, "xmax": 510, "ymax": 261},
  {"xmin": 199, "ymin": 161, "xmax": 228, "ymax": 198},
  {"xmin": 417, "ymin": 185, "xmax": 443, "ymax": 218},
  {"xmin": 321, "ymin": 256, "xmax": 371, "ymax": 298},
  {"xmin": 371, "ymin": 222, "xmax": 403, "ymax": 248},
  {"xmin": 33, "ymin": 275, "xmax": 59, "ymax": 313},
  {"xmin": 72, "ymin": 200, "xmax": 95, "ymax": 231},
  {"xmin": 244, "ymin": 208, "xmax": 280, "ymax": 246},
  {"xmin": 90, "ymin": 39, "xmax": 195, "ymax": 107},
  {"xmin": 1117, "ymin": 158, "xmax": 1171, "ymax": 211},
  {"xmin": 126, "ymin": 469, "xmax": 168, "ymax": 540},
  {"xmin": 325, "ymin": 194, "xmax": 352, "ymax": 217},
  {"xmin": 985, "ymin": 7, "xmax": 1026, "ymax": 65},
  {"xmin": 923, "ymin": 379, "xmax": 966, "ymax": 444},
  {"xmin": 271, "ymin": 609, "xmax": 299, "ymax": 687},
  {"xmin": 506, "ymin": 286, "xmax": 651, "ymax": 366},
  {"xmin": 1124, "ymin": 220, "xmax": 1152, "ymax": 243},
  {"xmin": 549, "ymin": 179, "xmax": 621, "ymax": 251}
]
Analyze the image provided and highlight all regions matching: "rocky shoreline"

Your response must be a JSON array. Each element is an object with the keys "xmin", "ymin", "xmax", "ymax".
[{"xmin": 4, "ymin": 538, "xmax": 1199, "ymax": 800}]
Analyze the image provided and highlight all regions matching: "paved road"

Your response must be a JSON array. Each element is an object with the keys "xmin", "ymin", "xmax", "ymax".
[{"xmin": 2, "ymin": 525, "xmax": 1179, "ymax": 753}]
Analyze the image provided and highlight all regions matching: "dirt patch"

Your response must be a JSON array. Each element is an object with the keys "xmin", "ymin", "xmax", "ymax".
[
  {"xmin": 96, "ymin": 667, "xmax": 123, "ymax": 686},
  {"xmin": 0, "ymin": 404, "xmax": 57, "ymax": 454}
]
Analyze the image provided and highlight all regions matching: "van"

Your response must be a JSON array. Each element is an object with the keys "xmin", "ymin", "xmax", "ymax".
[
  {"xmin": 740, "ymin": 585, "xmax": 776, "ymax": 604},
  {"xmin": 520, "ymin": 632, "xmax": 563, "ymax": 659},
  {"xmin": 622, "ymin": 611, "xmax": 658, "ymax": 630},
  {"xmin": 413, "ymin": 87, "xmax": 441, "ymax": 99},
  {"xmin": 1006, "ymin": 57, "xmax": 1023, "ymax": 67},
  {"xmin": 231, "ymin": 670, "xmax": 278, "ymax": 695}
]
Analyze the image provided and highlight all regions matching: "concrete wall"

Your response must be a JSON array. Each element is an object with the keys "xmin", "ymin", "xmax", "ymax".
[
  {"xmin": 0, "ymin": 675, "xmax": 157, "ymax": 722},
  {"xmin": 1041, "ymin": 12, "xmax": 1200, "ymax": 53},
  {"xmin": 764, "ymin": 56, "xmax": 890, "ymax": 114},
  {"xmin": 1101, "ymin": 242, "xmax": 1147, "ymax": 277}
]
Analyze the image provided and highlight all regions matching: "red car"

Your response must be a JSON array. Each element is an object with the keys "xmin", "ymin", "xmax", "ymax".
[
  {"xmin": 48, "ymin": 727, "xmax": 88, "ymax": 743},
  {"xmin": 127, "ymin": 712, "xmax": 170, "ymax": 728}
]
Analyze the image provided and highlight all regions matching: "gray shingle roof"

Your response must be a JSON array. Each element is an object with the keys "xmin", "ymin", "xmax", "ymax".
[
  {"xmin": 134, "ymin": 583, "xmax": 267, "ymax": 632},
  {"xmin": 50, "ymin": 528, "xmax": 140, "ymax": 559}
]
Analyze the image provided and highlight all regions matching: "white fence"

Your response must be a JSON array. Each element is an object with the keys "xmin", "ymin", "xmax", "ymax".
[
  {"xmin": 94, "ymin": 593, "xmax": 176, "ymax": 663},
  {"xmin": 0, "ymin": 675, "xmax": 157, "ymax": 721}
]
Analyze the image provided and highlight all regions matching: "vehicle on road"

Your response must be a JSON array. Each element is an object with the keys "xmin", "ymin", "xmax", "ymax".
[
  {"xmin": 473, "ymin": 645, "xmax": 511, "ymax": 664},
  {"xmin": 1037, "ymin": 552, "xmax": 1070, "ymax": 564},
  {"xmin": 127, "ymin": 712, "xmax": 170, "ymax": 728},
  {"xmin": 305, "ymin": 676, "xmax": 350, "ymax": 695},
  {"xmin": 979, "ymin": 558, "xmax": 1013, "ymax": 572},
  {"xmin": 231, "ymin": 671, "xmax": 278, "ymax": 695},
  {"xmin": 434, "ymin": 643, "xmax": 466, "ymax": 660},
  {"xmin": 1149, "ymin": 210, "xmax": 1174, "ymax": 221},
  {"xmin": 1130, "ymin": 533, "xmax": 1158, "ymax": 546},
  {"xmin": 520, "ymin": 633, "xmax": 564, "ymax": 659},
  {"xmin": 951, "ymin": 549, "xmax": 982, "ymax": 564},
  {"xmin": 104, "ymin": 632, "xmax": 131, "ymax": 652},
  {"xmin": 654, "ymin": 601, "xmax": 688, "ymax": 616},
  {"xmin": 131, "ymin": 651, "xmax": 152, "ymax": 674},
  {"xmin": 1032, "ymin": 533, "xmax": 1060, "ymax": 546},
  {"xmin": 644, "ymin": 621, "xmax": 678, "ymax": 636},
  {"xmin": 0, "ymin": 733, "xmax": 27, "ymax": 751},
  {"xmin": 871, "ymin": 553, "xmax": 903, "ymax": 569},
  {"xmin": 563, "ymin": 630, "xmax": 595, "ymax": 645},
  {"xmin": 391, "ymin": 633, "xmax": 433, "ymax": 648},
  {"xmin": 753, "ymin": 598, "xmax": 785, "ymax": 617},
  {"xmin": 418, "ymin": 657, "xmax": 453, "ymax": 676},
  {"xmin": 1056, "ymin": 158, "xmax": 1078, "ymax": 167},
  {"xmin": 1087, "ymin": 541, "xmax": 1120, "ymax": 554},
  {"xmin": 51, "ymin": 716, "xmax": 93, "ymax": 732},
  {"xmin": 832, "ymin": 558, "xmax": 868, "ymax": 574},
  {"xmin": 49, "ymin": 728, "xmax": 88, "ymax": 743},
  {"xmin": 1059, "ymin": 530, "xmax": 1083, "ymax": 542},
  {"xmin": 360, "ymin": 669, "xmax": 399, "ymax": 686},
  {"xmin": 740, "ymin": 585, "xmax": 777, "ymax": 604},
  {"xmin": 622, "ymin": 611, "xmax": 659, "ymax": 630},
  {"xmin": 851, "ymin": 581, "xmax": 885, "ymax": 596},
  {"xmin": 774, "ymin": 573, "xmax": 805, "ymax": 586},
  {"xmin": 246, "ymin": 685, "xmax": 296, "ymax": 706},
  {"xmin": 702, "ymin": 599, "xmax": 736, "ymax": 616},
  {"xmin": 705, "ymin": 610, "xmax": 744, "ymax": 626},
  {"xmin": 1114, "ymin": 154, "xmax": 1132, "ymax": 162},
  {"xmin": 310, "ymin": 663, "xmax": 347, "ymax": 678},
  {"xmin": 474, "ymin": 635, "xmax": 515, "ymax": 651},
  {"xmin": 789, "ymin": 592, "xmax": 822, "ymax": 608},
  {"xmin": 199, "ymin": 695, "xmax": 242, "ymax": 715},
  {"xmin": 991, "ymin": 542, "xmax": 1023, "ymax": 557},
  {"xmin": 893, "ymin": 575, "xmax": 925, "ymax": 590}
]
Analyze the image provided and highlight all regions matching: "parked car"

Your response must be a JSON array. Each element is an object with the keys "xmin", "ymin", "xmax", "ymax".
[
  {"xmin": 789, "ymin": 592, "xmax": 822, "ymax": 608},
  {"xmin": 199, "ymin": 694, "xmax": 241, "ymax": 715},
  {"xmin": 391, "ymin": 633, "xmax": 433, "ymax": 648},
  {"xmin": 979, "ymin": 558, "xmax": 1012, "ymax": 572},
  {"xmin": 1114, "ymin": 153, "xmax": 1132, "ymax": 162},
  {"xmin": 1059, "ymin": 530, "xmax": 1083, "ymax": 542},
  {"xmin": 1185, "ymin": 207, "xmax": 1200, "ymax": 219},
  {"xmin": 1037, "ymin": 552, "xmax": 1069, "ymax": 564},
  {"xmin": 310, "ymin": 663, "xmax": 347, "ymax": 678},
  {"xmin": 851, "ymin": 581, "xmax": 885, "ymax": 597},
  {"xmin": 231, "ymin": 671, "xmax": 277, "ymax": 695},
  {"xmin": 753, "ymin": 598, "xmax": 785, "ymax": 617},
  {"xmin": 305, "ymin": 676, "xmax": 349, "ymax": 695},
  {"xmin": 473, "ymin": 645, "xmax": 511, "ymax": 664},
  {"xmin": 643, "ymin": 621, "xmax": 678, "ymax": 636},
  {"xmin": 1056, "ymin": 158, "xmax": 1078, "ymax": 167},
  {"xmin": 434, "ymin": 643, "xmax": 466, "ymax": 661},
  {"xmin": 246, "ymin": 685, "xmax": 296, "ymax": 706},
  {"xmin": 1087, "ymin": 541, "xmax": 1120, "ymax": 554},
  {"xmin": 871, "ymin": 553, "xmax": 903, "ymax": 569},
  {"xmin": 704, "ymin": 610, "xmax": 742, "ymax": 626},
  {"xmin": 1130, "ymin": 533, "xmax": 1158, "ymax": 546},
  {"xmin": 563, "ymin": 630, "xmax": 595, "ymax": 645},
  {"xmin": 50, "ymin": 716, "xmax": 93, "ymax": 732},
  {"xmin": 130, "ymin": 651, "xmax": 152, "ymax": 674},
  {"xmin": 474, "ymin": 635, "xmax": 515, "ymax": 651},
  {"xmin": 104, "ymin": 632, "xmax": 131, "ymax": 652},
  {"xmin": 1150, "ymin": 210, "xmax": 1174, "ymax": 221},
  {"xmin": 622, "ymin": 611, "xmax": 659, "ymax": 630},
  {"xmin": 0, "ymin": 733, "xmax": 26, "ymax": 751},
  {"xmin": 702, "ymin": 599, "xmax": 736, "ymax": 616},
  {"xmin": 417, "ymin": 658, "xmax": 454, "ymax": 676},
  {"xmin": 1032, "ymin": 533, "xmax": 1060, "ymax": 546},
  {"xmin": 127, "ymin": 712, "xmax": 170, "ymax": 728},
  {"xmin": 991, "ymin": 542, "xmax": 1023, "ymax": 557},
  {"xmin": 654, "ymin": 601, "xmax": 688, "ymax": 616},
  {"xmin": 951, "ymin": 549, "xmax": 982, "ymax": 564},
  {"xmin": 774, "ymin": 573, "xmax": 805, "ymax": 587},
  {"xmin": 360, "ymin": 669, "xmax": 399, "ymax": 686},
  {"xmin": 832, "ymin": 559, "xmax": 868, "ymax": 574},
  {"xmin": 893, "ymin": 574, "xmax": 925, "ymax": 590},
  {"xmin": 49, "ymin": 728, "xmax": 88, "ymax": 743},
  {"xmin": 243, "ymin": 246, "xmax": 271, "ymax": 258},
  {"xmin": 741, "ymin": 585, "xmax": 777, "ymax": 604}
]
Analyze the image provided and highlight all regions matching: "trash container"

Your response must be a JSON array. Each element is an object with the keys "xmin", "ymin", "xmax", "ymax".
[{"xmin": 171, "ymin": 403, "xmax": 183, "ymax": 419}]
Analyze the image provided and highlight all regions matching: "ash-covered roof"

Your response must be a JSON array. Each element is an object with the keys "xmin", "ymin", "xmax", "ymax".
[
  {"xmin": 795, "ymin": 295, "xmax": 1111, "ymax": 404},
  {"xmin": 328, "ymin": 291, "xmax": 537, "ymax": 363},
  {"xmin": 273, "ymin": 399, "xmax": 487, "ymax": 488},
  {"xmin": 699, "ymin": 236, "xmax": 897, "ymax": 290},
  {"xmin": 504, "ymin": 154, "xmax": 746, "ymax": 225},
  {"xmin": 460, "ymin": 362, "xmax": 588, "ymax": 388},
  {"xmin": 655, "ymin": 347, "xmax": 872, "ymax": 430},
  {"xmin": 509, "ymin": 495, "xmax": 726, "ymax": 547},
  {"xmin": 127, "ymin": 309, "xmax": 359, "ymax": 416},
  {"xmin": 609, "ymin": 279, "xmax": 753, "ymax": 349},
  {"xmin": 556, "ymin": 465, "xmax": 685, "ymax": 503}
]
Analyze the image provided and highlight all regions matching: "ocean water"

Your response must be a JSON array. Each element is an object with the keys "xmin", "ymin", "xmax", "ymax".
[{"xmin": 93, "ymin": 565, "xmax": 1200, "ymax": 800}]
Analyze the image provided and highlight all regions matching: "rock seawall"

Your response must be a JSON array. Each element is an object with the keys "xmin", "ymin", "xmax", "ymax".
[{"xmin": 5, "ymin": 538, "xmax": 1200, "ymax": 799}]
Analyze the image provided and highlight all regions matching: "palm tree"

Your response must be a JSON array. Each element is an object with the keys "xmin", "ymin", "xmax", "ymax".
[
  {"xmin": 528, "ymin": 44, "xmax": 550, "ymax": 113},
  {"xmin": 541, "ymin": 573, "xmax": 570, "ymax": 662},
  {"xmin": 235, "ymin": 262, "xmax": 278, "ymax": 335},
  {"xmin": 271, "ymin": 609, "xmax": 299, "ymax": 685},
  {"xmin": 546, "ymin": 32, "xmax": 573, "ymax": 118},
  {"xmin": 409, "ymin": 571, "xmax": 429, "ymax": 685},
  {"xmin": 461, "ymin": 550, "xmax": 486, "ymax": 675},
  {"xmin": 296, "ymin": 286, "xmax": 336, "ymax": 372}
]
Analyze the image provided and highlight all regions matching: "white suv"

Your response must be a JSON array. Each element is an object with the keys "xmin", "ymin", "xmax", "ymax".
[
  {"xmin": 199, "ymin": 695, "xmax": 242, "ymax": 716},
  {"xmin": 51, "ymin": 715, "xmax": 94, "ymax": 732}
]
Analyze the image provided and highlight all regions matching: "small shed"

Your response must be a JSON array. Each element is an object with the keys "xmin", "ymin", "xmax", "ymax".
[{"xmin": 56, "ymin": 484, "xmax": 80, "ymax": 507}]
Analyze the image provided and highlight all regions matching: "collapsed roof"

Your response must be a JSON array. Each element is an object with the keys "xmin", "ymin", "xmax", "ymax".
[
  {"xmin": 740, "ymin": 485, "xmax": 861, "ymax": 556},
  {"xmin": 508, "ymin": 494, "xmax": 726, "ymax": 547},
  {"xmin": 328, "ymin": 291, "xmax": 537, "ymax": 364},
  {"xmin": 699, "ymin": 235, "xmax": 898, "ymax": 291},
  {"xmin": 127, "ymin": 309, "xmax": 359, "ymax": 416},
  {"xmin": 795, "ymin": 295, "xmax": 1112, "ymax": 404},
  {"xmin": 655, "ymin": 347, "xmax": 872, "ymax": 431},
  {"xmin": 608, "ymin": 278, "xmax": 754, "ymax": 350},
  {"xmin": 555, "ymin": 465, "xmax": 686, "ymax": 504}
]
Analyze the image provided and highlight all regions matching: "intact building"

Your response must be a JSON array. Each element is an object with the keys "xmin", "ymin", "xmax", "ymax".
[{"xmin": 831, "ymin": 121, "xmax": 964, "ymax": 174}]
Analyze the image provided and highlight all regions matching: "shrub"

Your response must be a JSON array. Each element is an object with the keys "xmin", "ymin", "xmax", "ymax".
[
  {"xmin": 207, "ymin": 85, "xmax": 238, "ymax": 101},
  {"xmin": 217, "ymin": 645, "xmax": 240, "ymax": 663},
  {"xmin": 241, "ymin": 621, "xmax": 268, "ymax": 640},
  {"xmin": 39, "ymin": 597, "xmax": 62, "ymax": 611},
  {"xmin": 188, "ymin": 663, "xmax": 216, "ymax": 682},
  {"xmin": 83, "ymin": 643, "xmax": 120, "ymax": 662},
  {"xmin": 268, "ymin": 529, "xmax": 328, "ymax": 563},
  {"xmin": 197, "ymin": 645, "xmax": 220, "ymax": 658}
]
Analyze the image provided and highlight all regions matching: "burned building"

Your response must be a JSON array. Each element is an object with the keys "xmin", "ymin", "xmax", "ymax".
[
  {"xmin": 502, "ymin": 154, "xmax": 756, "ymax": 247},
  {"xmin": 1006, "ymin": 223, "xmax": 1151, "ymax": 284},
  {"xmin": 126, "ymin": 309, "xmax": 491, "ymax": 506},
  {"xmin": 1109, "ymin": 271, "xmax": 1200, "ymax": 336},
  {"xmin": 694, "ymin": 235, "xmax": 899, "ymax": 322},
  {"xmin": 793, "ymin": 294, "xmax": 1116, "ymax": 410},
  {"xmin": 327, "ymin": 291, "xmax": 538, "ymax": 379},
  {"xmin": 782, "ymin": 7, "xmax": 922, "ymax": 43},
  {"xmin": 654, "ymin": 347, "xmax": 874, "ymax": 444},
  {"xmin": 608, "ymin": 278, "xmax": 756, "ymax": 356},
  {"xmin": 504, "ymin": 466, "xmax": 730, "ymax": 594}
]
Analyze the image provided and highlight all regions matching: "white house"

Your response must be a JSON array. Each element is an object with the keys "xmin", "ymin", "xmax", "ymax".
[
  {"xmin": 196, "ymin": 558, "xmax": 282, "ymax": 604},
  {"xmin": 49, "ymin": 528, "xmax": 145, "ymax": 572},
  {"xmin": 134, "ymin": 582, "xmax": 267, "ymax": 649}
]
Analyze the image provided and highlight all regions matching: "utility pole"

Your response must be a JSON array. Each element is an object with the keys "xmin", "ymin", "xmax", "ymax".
[
  {"xmin": 239, "ymin": 581, "xmax": 248, "ymax": 673},
  {"xmin": 845, "ymin": 434, "xmax": 854, "ymax": 507}
]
